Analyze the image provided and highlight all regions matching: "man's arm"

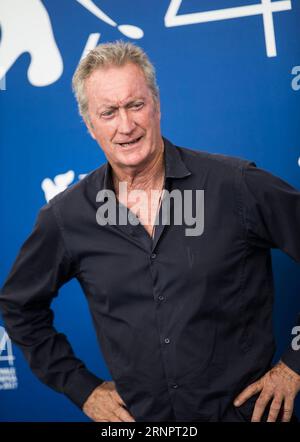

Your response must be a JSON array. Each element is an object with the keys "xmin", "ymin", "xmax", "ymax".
[
  {"xmin": 234, "ymin": 162, "xmax": 300, "ymax": 422},
  {"xmin": 0, "ymin": 203, "xmax": 103, "ymax": 410}
]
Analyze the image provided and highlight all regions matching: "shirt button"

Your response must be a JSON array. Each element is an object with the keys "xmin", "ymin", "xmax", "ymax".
[
  {"xmin": 172, "ymin": 384, "xmax": 178, "ymax": 389},
  {"xmin": 151, "ymin": 253, "xmax": 157, "ymax": 260},
  {"xmin": 164, "ymin": 338, "xmax": 170, "ymax": 344},
  {"xmin": 158, "ymin": 295, "xmax": 165, "ymax": 301}
]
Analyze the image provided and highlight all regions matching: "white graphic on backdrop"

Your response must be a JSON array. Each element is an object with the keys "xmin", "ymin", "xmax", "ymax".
[
  {"xmin": 0, "ymin": 0, "xmax": 63, "ymax": 87},
  {"xmin": 80, "ymin": 33, "xmax": 102, "ymax": 61},
  {"xmin": 76, "ymin": 0, "xmax": 144, "ymax": 39},
  {"xmin": 0, "ymin": 74, "xmax": 6, "ymax": 91},
  {"xmin": 0, "ymin": 326, "xmax": 18, "ymax": 390},
  {"xmin": 0, "ymin": 0, "xmax": 144, "ymax": 88},
  {"xmin": 41, "ymin": 171, "xmax": 88, "ymax": 202},
  {"xmin": 0, "ymin": 1, "xmax": 293, "ymax": 88},
  {"xmin": 165, "ymin": 0, "xmax": 292, "ymax": 57},
  {"xmin": 41, "ymin": 170, "xmax": 75, "ymax": 203}
]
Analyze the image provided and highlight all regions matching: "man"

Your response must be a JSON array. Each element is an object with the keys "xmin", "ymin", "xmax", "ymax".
[{"xmin": 1, "ymin": 41, "xmax": 300, "ymax": 422}]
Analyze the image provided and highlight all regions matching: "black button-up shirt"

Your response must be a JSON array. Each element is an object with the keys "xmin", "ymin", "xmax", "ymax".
[{"xmin": 1, "ymin": 138, "xmax": 300, "ymax": 422}]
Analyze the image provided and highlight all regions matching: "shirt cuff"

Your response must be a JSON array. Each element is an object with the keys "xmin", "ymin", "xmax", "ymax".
[
  {"xmin": 63, "ymin": 368, "xmax": 105, "ymax": 409},
  {"xmin": 280, "ymin": 347, "xmax": 300, "ymax": 376}
]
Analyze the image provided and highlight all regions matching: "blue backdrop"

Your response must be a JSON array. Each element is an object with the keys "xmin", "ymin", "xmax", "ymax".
[{"xmin": 0, "ymin": 0, "xmax": 300, "ymax": 421}]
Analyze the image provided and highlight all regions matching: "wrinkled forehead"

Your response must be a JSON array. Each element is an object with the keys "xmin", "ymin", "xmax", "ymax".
[{"xmin": 84, "ymin": 63, "xmax": 152, "ymax": 107}]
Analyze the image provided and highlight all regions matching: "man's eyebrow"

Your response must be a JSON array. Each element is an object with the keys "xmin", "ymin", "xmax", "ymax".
[
  {"xmin": 125, "ymin": 99, "xmax": 145, "ymax": 106},
  {"xmin": 96, "ymin": 104, "xmax": 117, "ymax": 113},
  {"xmin": 96, "ymin": 97, "xmax": 145, "ymax": 113}
]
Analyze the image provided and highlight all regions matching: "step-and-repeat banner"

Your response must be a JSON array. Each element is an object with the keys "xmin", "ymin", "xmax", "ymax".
[{"xmin": 0, "ymin": 0, "xmax": 300, "ymax": 421}]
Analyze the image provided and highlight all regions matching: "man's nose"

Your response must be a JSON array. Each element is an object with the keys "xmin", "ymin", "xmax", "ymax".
[{"xmin": 117, "ymin": 109, "xmax": 136, "ymax": 134}]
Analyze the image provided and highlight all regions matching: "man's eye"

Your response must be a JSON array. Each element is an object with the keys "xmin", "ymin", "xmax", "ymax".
[
  {"xmin": 131, "ymin": 102, "xmax": 144, "ymax": 110},
  {"xmin": 101, "ymin": 110, "xmax": 115, "ymax": 118}
]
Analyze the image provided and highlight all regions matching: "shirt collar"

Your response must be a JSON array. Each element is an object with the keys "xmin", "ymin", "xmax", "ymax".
[
  {"xmin": 103, "ymin": 136, "xmax": 191, "ymax": 190},
  {"xmin": 163, "ymin": 137, "xmax": 191, "ymax": 179}
]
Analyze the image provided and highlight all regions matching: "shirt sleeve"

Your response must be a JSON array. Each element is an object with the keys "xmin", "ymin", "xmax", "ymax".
[
  {"xmin": 0, "ymin": 202, "xmax": 104, "ymax": 409},
  {"xmin": 240, "ymin": 162, "xmax": 300, "ymax": 374}
]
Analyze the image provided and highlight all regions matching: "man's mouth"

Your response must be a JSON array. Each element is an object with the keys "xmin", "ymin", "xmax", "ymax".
[{"xmin": 117, "ymin": 136, "xmax": 143, "ymax": 147}]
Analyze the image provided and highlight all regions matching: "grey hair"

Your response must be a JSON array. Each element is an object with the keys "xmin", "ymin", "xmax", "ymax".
[{"xmin": 72, "ymin": 40, "xmax": 160, "ymax": 122}]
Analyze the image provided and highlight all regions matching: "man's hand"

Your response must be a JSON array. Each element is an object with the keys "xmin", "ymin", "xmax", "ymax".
[
  {"xmin": 82, "ymin": 381, "xmax": 135, "ymax": 422},
  {"xmin": 234, "ymin": 361, "xmax": 300, "ymax": 422}
]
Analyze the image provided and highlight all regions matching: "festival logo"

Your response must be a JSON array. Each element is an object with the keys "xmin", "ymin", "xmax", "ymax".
[{"xmin": 0, "ymin": 326, "xmax": 18, "ymax": 391}]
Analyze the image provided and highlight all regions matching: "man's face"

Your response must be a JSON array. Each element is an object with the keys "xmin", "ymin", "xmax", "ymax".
[{"xmin": 84, "ymin": 63, "xmax": 162, "ymax": 172}]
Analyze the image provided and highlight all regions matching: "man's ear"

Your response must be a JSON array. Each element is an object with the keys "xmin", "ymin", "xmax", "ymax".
[{"xmin": 84, "ymin": 117, "xmax": 96, "ymax": 140}]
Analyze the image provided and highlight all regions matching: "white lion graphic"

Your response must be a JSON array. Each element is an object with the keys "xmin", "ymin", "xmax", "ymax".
[
  {"xmin": 0, "ymin": 0, "xmax": 63, "ymax": 86},
  {"xmin": 0, "ymin": 0, "xmax": 143, "ymax": 87}
]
